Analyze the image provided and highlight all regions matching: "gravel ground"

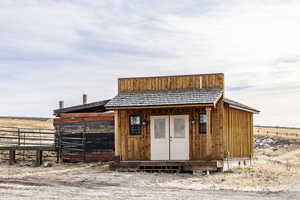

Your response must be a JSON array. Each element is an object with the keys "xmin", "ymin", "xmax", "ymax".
[
  {"xmin": 0, "ymin": 136, "xmax": 299, "ymax": 200},
  {"xmin": 0, "ymin": 163, "xmax": 298, "ymax": 200}
]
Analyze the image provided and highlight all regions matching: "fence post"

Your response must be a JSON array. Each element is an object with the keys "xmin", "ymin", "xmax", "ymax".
[
  {"xmin": 9, "ymin": 150, "xmax": 16, "ymax": 165},
  {"xmin": 56, "ymin": 128, "xmax": 60, "ymax": 163},
  {"xmin": 83, "ymin": 132, "xmax": 87, "ymax": 163},
  {"xmin": 18, "ymin": 128, "xmax": 20, "ymax": 146},
  {"xmin": 35, "ymin": 150, "xmax": 43, "ymax": 167},
  {"xmin": 82, "ymin": 122, "xmax": 88, "ymax": 163},
  {"xmin": 23, "ymin": 129, "xmax": 26, "ymax": 146},
  {"xmin": 58, "ymin": 126, "xmax": 63, "ymax": 163}
]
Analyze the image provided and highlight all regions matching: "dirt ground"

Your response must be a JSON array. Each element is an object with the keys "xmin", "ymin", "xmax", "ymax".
[{"xmin": 0, "ymin": 135, "xmax": 299, "ymax": 200}]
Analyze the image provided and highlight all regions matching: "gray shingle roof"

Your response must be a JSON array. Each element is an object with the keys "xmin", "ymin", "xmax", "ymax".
[
  {"xmin": 105, "ymin": 89, "xmax": 223, "ymax": 108},
  {"xmin": 224, "ymin": 98, "xmax": 260, "ymax": 114}
]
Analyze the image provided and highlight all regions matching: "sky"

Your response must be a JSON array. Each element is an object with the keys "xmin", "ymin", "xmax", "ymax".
[{"xmin": 0, "ymin": 0, "xmax": 300, "ymax": 127}]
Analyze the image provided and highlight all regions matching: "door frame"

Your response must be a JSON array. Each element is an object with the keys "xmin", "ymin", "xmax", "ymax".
[{"xmin": 150, "ymin": 115, "xmax": 190, "ymax": 161}]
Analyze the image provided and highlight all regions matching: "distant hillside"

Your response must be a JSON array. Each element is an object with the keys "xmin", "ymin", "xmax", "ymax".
[
  {"xmin": 254, "ymin": 125, "xmax": 300, "ymax": 138},
  {"xmin": 0, "ymin": 116, "xmax": 54, "ymax": 129}
]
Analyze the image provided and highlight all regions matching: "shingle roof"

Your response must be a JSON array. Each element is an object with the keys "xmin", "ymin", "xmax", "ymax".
[
  {"xmin": 105, "ymin": 89, "xmax": 223, "ymax": 108},
  {"xmin": 224, "ymin": 98, "xmax": 260, "ymax": 114}
]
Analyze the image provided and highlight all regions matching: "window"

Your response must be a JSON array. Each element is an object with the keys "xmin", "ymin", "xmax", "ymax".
[
  {"xmin": 129, "ymin": 115, "xmax": 142, "ymax": 135},
  {"xmin": 199, "ymin": 113, "xmax": 207, "ymax": 134},
  {"xmin": 154, "ymin": 119, "xmax": 166, "ymax": 139},
  {"xmin": 174, "ymin": 118, "xmax": 185, "ymax": 138}
]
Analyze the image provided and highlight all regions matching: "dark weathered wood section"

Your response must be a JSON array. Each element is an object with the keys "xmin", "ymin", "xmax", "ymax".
[
  {"xmin": 58, "ymin": 132, "xmax": 114, "ymax": 162},
  {"xmin": 54, "ymin": 112, "xmax": 115, "ymax": 162},
  {"xmin": 54, "ymin": 113, "xmax": 114, "ymax": 134}
]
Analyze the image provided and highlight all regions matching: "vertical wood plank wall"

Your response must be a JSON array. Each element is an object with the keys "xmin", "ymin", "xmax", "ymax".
[
  {"xmin": 113, "ymin": 73, "xmax": 253, "ymax": 161},
  {"xmin": 116, "ymin": 105, "xmax": 225, "ymax": 161},
  {"xmin": 118, "ymin": 73, "xmax": 224, "ymax": 93},
  {"xmin": 223, "ymin": 107, "xmax": 253, "ymax": 158}
]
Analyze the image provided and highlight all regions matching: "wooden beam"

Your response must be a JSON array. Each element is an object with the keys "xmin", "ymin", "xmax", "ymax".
[
  {"xmin": 213, "ymin": 93, "xmax": 223, "ymax": 108},
  {"xmin": 106, "ymin": 104, "xmax": 214, "ymax": 110},
  {"xmin": 59, "ymin": 112, "xmax": 114, "ymax": 118},
  {"xmin": 0, "ymin": 146, "xmax": 55, "ymax": 151},
  {"xmin": 114, "ymin": 111, "xmax": 120, "ymax": 156},
  {"xmin": 206, "ymin": 107, "xmax": 212, "ymax": 157},
  {"xmin": 54, "ymin": 116, "xmax": 114, "ymax": 123}
]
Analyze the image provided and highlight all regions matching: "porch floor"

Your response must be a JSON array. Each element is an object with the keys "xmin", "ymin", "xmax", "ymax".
[{"xmin": 110, "ymin": 160, "xmax": 223, "ymax": 173}]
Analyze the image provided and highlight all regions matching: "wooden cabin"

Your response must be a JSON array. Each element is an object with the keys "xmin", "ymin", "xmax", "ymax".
[{"xmin": 105, "ymin": 73, "xmax": 260, "ymax": 172}]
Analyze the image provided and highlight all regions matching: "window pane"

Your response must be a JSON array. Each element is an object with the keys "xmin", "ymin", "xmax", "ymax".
[
  {"xmin": 200, "ymin": 123, "xmax": 206, "ymax": 134},
  {"xmin": 130, "ymin": 116, "xmax": 141, "ymax": 125},
  {"xmin": 174, "ymin": 118, "xmax": 185, "ymax": 138},
  {"xmin": 200, "ymin": 114, "xmax": 207, "ymax": 123},
  {"xmin": 199, "ymin": 113, "xmax": 207, "ymax": 134},
  {"xmin": 130, "ymin": 116, "xmax": 141, "ymax": 135},
  {"xmin": 154, "ymin": 119, "xmax": 166, "ymax": 139},
  {"xmin": 130, "ymin": 125, "xmax": 141, "ymax": 135}
]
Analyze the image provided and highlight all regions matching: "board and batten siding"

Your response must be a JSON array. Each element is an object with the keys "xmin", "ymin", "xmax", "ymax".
[
  {"xmin": 113, "ymin": 73, "xmax": 227, "ymax": 161},
  {"xmin": 116, "ymin": 103, "xmax": 225, "ymax": 161},
  {"xmin": 118, "ymin": 73, "xmax": 224, "ymax": 93},
  {"xmin": 223, "ymin": 107, "xmax": 253, "ymax": 158}
]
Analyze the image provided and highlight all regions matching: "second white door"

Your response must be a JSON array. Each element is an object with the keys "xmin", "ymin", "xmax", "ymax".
[{"xmin": 170, "ymin": 115, "xmax": 189, "ymax": 160}]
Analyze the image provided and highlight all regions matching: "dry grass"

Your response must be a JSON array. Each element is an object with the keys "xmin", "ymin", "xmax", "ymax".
[
  {"xmin": 255, "ymin": 126, "xmax": 300, "ymax": 139},
  {"xmin": 0, "ymin": 117, "xmax": 54, "ymax": 129}
]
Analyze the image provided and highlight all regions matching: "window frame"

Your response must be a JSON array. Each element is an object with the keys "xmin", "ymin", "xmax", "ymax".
[
  {"xmin": 129, "ymin": 115, "xmax": 142, "ymax": 136},
  {"xmin": 199, "ymin": 113, "xmax": 207, "ymax": 134}
]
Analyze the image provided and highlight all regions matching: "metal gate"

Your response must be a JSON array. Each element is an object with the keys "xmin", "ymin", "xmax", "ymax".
[{"xmin": 59, "ymin": 132, "xmax": 114, "ymax": 162}]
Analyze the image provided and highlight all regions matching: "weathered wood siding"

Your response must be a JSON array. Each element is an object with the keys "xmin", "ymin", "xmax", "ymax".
[
  {"xmin": 118, "ymin": 73, "xmax": 224, "ymax": 93},
  {"xmin": 54, "ymin": 113, "xmax": 114, "ymax": 134},
  {"xmin": 116, "ymin": 104, "xmax": 225, "ymax": 161},
  {"xmin": 223, "ymin": 107, "xmax": 253, "ymax": 158}
]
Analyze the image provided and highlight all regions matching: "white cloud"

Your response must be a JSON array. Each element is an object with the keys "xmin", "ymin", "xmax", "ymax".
[{"xmin": 0, "ymin": 0, "xmax": 299, "ymax": 126}]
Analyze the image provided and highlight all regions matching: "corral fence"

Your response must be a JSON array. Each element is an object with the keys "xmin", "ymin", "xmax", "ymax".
[
  {"xmin": 58, "ymin": 131, "xmax": 115, "ymax": 163},
  {"xmin": 254, "ymin": 126, "xmax": 300, "ymax": 138},
  {"xmin": 0, "ymin": 126, "xmax": 58, "ymax": 165}
]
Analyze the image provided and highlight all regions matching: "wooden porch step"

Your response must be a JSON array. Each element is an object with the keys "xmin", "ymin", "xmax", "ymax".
[{"xmin": 109, "ymin": 160, "xmax": 223, "ymax": 173}]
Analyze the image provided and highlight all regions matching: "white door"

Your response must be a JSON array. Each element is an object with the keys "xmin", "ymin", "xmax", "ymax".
[
  {"xmin": 150, "ymin": 115, "xmax": 189, "ymax": 161},
  {"xmin": 150, "ymin": 116, "xmax": 170, "ymax": 160},
  {"xmin": 170, "ymin": 115, "xmax": 189, "ymax": 160}
]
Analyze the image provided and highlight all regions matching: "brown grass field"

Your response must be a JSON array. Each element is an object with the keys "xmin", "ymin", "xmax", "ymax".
[
  {"xmin": 0, "ymin": 121, "xmax": 299, "ymax": 199},
  {"xmin": 0, "ymin": 117, "xmax": 53, "ymax": 129},
  {"xmin": 254, "ymin": 126, "xmax": 300, "ymax": 138}
]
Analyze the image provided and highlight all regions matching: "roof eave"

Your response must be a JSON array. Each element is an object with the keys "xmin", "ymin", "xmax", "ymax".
[
  {"xmin": 54, "ymin": 99, "xmax": 110, "ymax": 115},
  {"xmin": 227, "ymin": 104, "xmax": 260, "ymax": 114},
  {"xmin": 105, "ymin": 103, "xmax": 214, "ymax": 110},
  {"xmin": 213, "ymin": 91, "xmax": 224, "ymax": 108}
]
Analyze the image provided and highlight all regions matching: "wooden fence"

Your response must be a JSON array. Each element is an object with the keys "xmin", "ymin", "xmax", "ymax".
[{"xmin": 0, "ymin": 126, "xmax": 57, "ymax": 165}]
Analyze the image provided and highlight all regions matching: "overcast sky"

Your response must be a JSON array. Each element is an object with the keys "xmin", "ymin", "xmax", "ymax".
[{"xmin": 0, "ymin": 0, "xmax": 300, "ymax": 127}]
